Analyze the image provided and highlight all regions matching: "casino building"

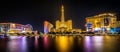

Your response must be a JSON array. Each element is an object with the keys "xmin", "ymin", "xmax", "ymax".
[
  {"xmin": 85, "ymin": 13, "xmax": 117, "ymax": 34},
  {"xmin": 44, "ymin": 21, "xmax": 53, "ymax": 34},
  {"xmin": 44, "ymin": 5, "xmax": 82, "ymax": 34},
  {"xmin": 55, "ymin": 5, "xmax": 72, "ymax": 32},
  {"xmin": 0, "ymin": 23, "xmax": 33, "ymax": 33}
]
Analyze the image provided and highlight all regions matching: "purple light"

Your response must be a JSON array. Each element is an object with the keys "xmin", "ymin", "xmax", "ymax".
[
  {"xmin": 43, "ymin": 36, "xmax": 49, "ymax": 49},
  {"xmin": 7, "ymin": 36, "xmax": 27, "ymax": 52},
  {"xmin": 84, "ymin": 36, "xmax": 92, "ymax": 52},
  {"xmin": 35, "ymin": 36, "xmax": 38, "ymax": 49}
]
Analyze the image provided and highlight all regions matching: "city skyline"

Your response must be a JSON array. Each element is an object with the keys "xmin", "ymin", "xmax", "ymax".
[{"xmin": 0, "ymin": 0, "xmax": 120, "ymax": 32}]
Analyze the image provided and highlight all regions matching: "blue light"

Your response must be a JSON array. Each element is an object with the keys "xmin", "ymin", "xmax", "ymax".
[
  {"xmin": 110, "ymin": 28, "xmax": 117, "ymax": 34},
  {"xmin": 44, "ymin": 27, "xmax": 48, "ymax": 34},
  {"xmin": 87, "ymin": 23, "xmax": 92, "ymax": 28}
]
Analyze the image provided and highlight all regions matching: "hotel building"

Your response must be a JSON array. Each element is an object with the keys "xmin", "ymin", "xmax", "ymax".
[
  {"xmin": 0, "ymin": 23, "xmax": 33, "ymax": 33},
  {"xmin": 55, "ymin": 5, "xmax": 72, "ymax": 32},
  {"xmin": 85, "ymin": 13, "xmax": 117, "ymax": 34},
  {"xmin": 44, "ymin": 21, "xmax": 53, "ymax": 34}
]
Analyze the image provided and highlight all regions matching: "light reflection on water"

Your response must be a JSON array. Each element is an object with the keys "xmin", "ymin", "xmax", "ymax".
[
  {"xmin": 84, "ymin": 36, "xmax": 103, "ymax": 52},
  {"xmin": 43, "ymin": 35, "xmax": 49, "ymax": 51},
  {"xmin": 93, "ymin": 36, "xmax": 103, "ymax": 50},
  {"xmin": 0, "ymin": 35, "xmax": 120, "ymax": 52},
  {"xmin": 34, "ymin": 36, "xmax": 39, "ymax": 50},
  {"xmin": 55, "ymin": 36, "xmax": 74, "ymax": 52},
  {"xmin": 7, "ymin": 36, "xmax": 27, "ymax": 52},
  {"xmin": 55, "ymin": 36, "xmax": 69, "ymax": 52},
  {"xmin": 84, "ymin": 36, "xmax": 92, "ymax": 52}
]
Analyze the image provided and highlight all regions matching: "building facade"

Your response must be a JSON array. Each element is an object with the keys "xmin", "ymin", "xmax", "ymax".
[
  {"xmin": 85, "ymin": 13, "xmax": 117, "ymax": 34},
  {"xmin": 44, "ymin": 21, "xmax": 53, "ymax": 34},
  {"xmin": 110, "ymin": 21, "xmax": 120, "ymax": 33},
  {"xmin": 55, "ymin": 5, "xmax": 72, "ymax": 32},
  {"xmin": 0, "ymin": 23, "xmax": 33, "ymax": 33}
]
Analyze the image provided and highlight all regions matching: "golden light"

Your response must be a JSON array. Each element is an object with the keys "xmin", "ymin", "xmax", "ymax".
[
  {"xmin": 55, "ymin": 36, "xmax": 69, "ymax": 52},
  {"xmin": 11, "ymin": 24, "xmax": 16, "ymax": 28}
]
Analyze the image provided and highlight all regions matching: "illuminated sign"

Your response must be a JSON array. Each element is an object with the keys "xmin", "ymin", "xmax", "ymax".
[{"xmin": 87, "ymin": 23, "xmax": 92, "ymax": 29}]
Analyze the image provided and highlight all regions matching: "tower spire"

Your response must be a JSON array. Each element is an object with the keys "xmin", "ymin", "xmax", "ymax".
[{"xmin": 61, "ymin": 5, "xmax": 65, "ymax": 22}]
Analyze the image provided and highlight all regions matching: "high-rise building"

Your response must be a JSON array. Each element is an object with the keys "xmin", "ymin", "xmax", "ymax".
[
  {"xmin": 44, "ymin": 21, "xmax": 53, "ymax": 34},
  {"xmin": 85, "ymin": 13, "xmax": 117, "ymax": 33},
  {"xmin": 55, "ymin": 5, "xmax": 72, "ymax": 32}
]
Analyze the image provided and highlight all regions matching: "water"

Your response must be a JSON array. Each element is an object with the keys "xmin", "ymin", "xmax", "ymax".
[{"xmin": 0, "ymin": 35, "xmax": 120, "ymax": 52}]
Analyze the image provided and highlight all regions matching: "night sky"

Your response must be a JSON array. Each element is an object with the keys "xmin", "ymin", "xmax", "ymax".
[{"xmin": 0, "ymin": 0, "xmax": 120, "ymax": 32}]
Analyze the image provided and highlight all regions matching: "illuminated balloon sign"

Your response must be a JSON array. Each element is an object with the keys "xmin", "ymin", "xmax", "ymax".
[{"xmin": 87, "ymin": 23, "xmax": 92, "ymax": 29}]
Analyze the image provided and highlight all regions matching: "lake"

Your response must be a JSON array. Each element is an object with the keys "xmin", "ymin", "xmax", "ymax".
[{"xmin": 0, "ymin": 35, "xmax": 120, "ymax": 52}]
